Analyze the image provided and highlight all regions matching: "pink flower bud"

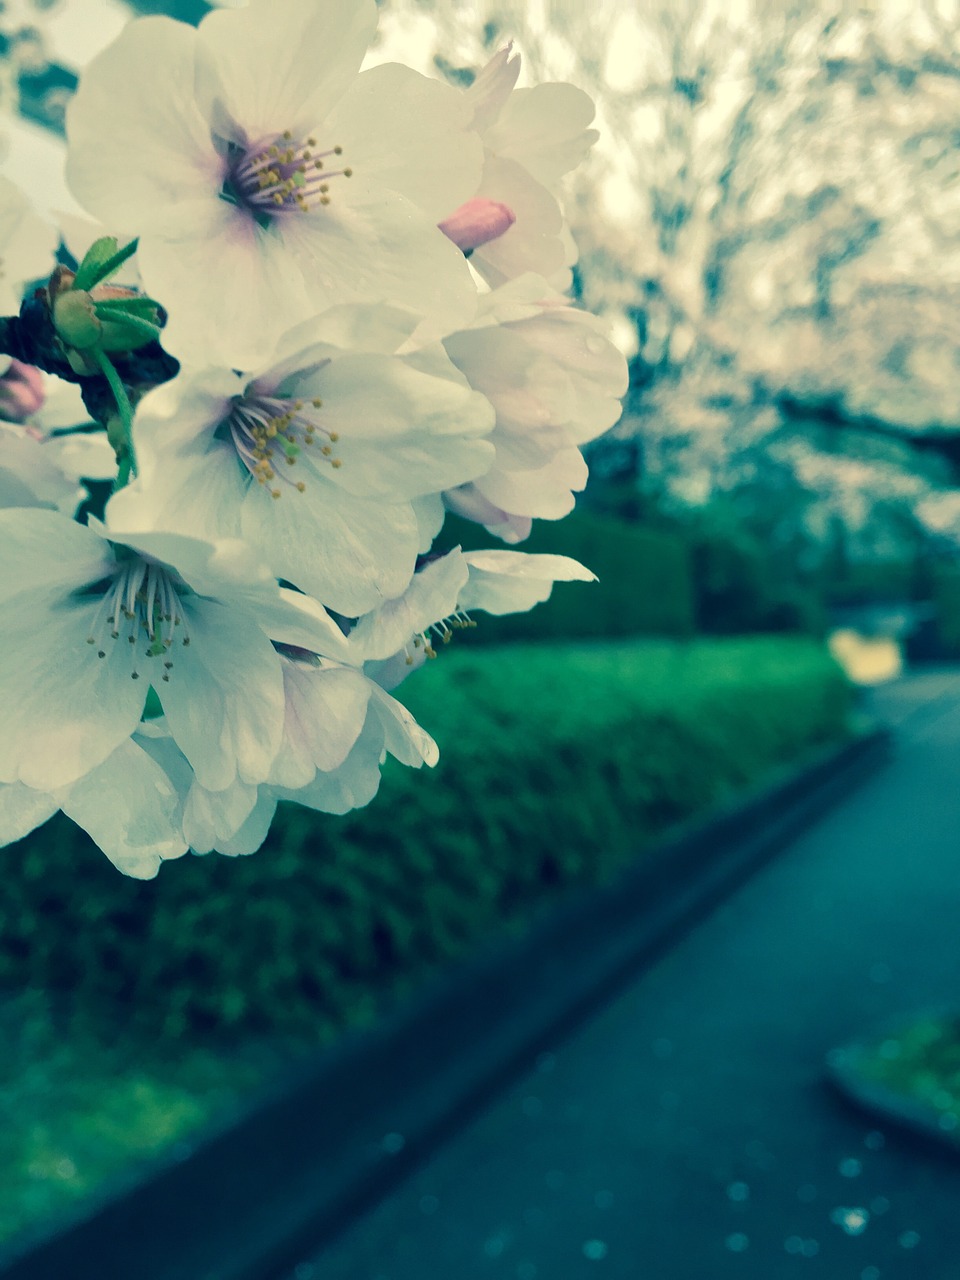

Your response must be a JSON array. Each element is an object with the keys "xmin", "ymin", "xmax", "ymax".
[
  {"xmin": 0, "ymin": 361, "xmax": 45, "ymax": 423},
  {"xmin": 438, "ymin": 198, "xmax": 516, "ymax": 253}
]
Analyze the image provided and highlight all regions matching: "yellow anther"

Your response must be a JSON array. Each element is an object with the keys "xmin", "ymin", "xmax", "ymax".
[
  {"xmin": 321, "ymin": 445, "xmax": 332, "ymax": 456},
  {"xmin": 271, "ymin": 489, "xmax": 281, "ymax": 499},
  {"xmin": 312, "ymin": 398, "xmax": 323, "ymax": 408},
  {"xmin": 331, "ymin": 458, "xmax": 343, "ymax": 468},
  {"xmin": 343, "ymin": 168, "xmax": 353, "ymax": 178},
  {"xmin": 334, "ymin": 145, "xmax": 343, "ymax": 155},
  {"xmin": 296, "ymin": 481, "xmax": 306, "ymax": 492},
  {"xmin": 328, "ymin": 431, "xmax": 339, "ymax": 442},
  {"xmin": 320, "ymin": 196, "xmax": 331, "ymax": 205},
  {"xmin": 273, "ymin": 193, "xmax": 284, "ymax": 205}
]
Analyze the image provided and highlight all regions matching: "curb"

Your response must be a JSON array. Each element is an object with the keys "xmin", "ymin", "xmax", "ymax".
[
  {"xmin": 827, "ymin": 1016, "xmax": 960, "ymax": 1158},
  {"xmin": 1, "ymin": 727, "xmax": 890, "ymax": 1280}
]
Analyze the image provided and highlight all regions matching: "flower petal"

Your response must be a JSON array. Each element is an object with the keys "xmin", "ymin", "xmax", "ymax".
[
  {"xmin": 458, "ymin": 549, "xmax": 595, "ymax": 615},
  {"xmin": 328, "ymin": 63, "xmax": 482, "ymax": 220},
  {"xmin": 198, "ymin": 0, "xmax": 377, "ymax": 140},
  {"xmin": 65, "ymin": 17, "xmax": 225, "ymax": 235},
  {"xmin": 0, "ymin": 782, "xmax": 56, "ymax": 847},
  {"xmin": 57, "ymin": 738, "xmax": 188, "ymax": 879},
  {"xmin": 155, "ymin": 597, "xmax": 285, "ymax": 791},
  {"xmin": 239, "ymin": 479, "xmax": 420, "ymax": 616}
]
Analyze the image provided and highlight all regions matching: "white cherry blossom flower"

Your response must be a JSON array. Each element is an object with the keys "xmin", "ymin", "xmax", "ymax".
[
  {"xmin": 0, "ymin": 506, "xmax": 352, "ymax": 794},
  {"xmin": 65, "ymin": 0, "xmax": 485, "ymax": 367},
  {"xmin": 108, "ymin": 305, "xmax": 495, "ymax": 616},
  {"xmin": 0, "ymin": 175, "xmax": 58, "ymax": 316},
  {"xmin": 352, "ymin": 547, "xmax": 594, "ymax": 688},
  {"xmin": 441, "ymin": 275, "xmax": 628, "ymax": 539},
  {"xmin": 440, "ymin": 46, "xmax": 598, "ymax": 289}
]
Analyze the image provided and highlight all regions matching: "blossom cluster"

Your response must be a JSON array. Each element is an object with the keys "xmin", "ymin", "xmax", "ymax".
[{"xmin": 0, "ymin": 0, "xmax": 627, "ymax": 877}]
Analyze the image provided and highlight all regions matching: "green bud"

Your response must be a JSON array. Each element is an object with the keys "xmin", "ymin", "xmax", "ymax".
[{"xmin": 52, "ymin": 290, "xmax": 102, "ymax": 350}]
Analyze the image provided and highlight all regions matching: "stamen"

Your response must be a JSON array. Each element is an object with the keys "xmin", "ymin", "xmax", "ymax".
[
  {"xmin": 223, "ymin": 388, "xmax": 343, "ymax": 494},
  {"xmin": 222, "ymin": 130, "xmax": 353, "ymax": 221},
  {"xmin": 85, "ymin": 558, "xmax": 191, "ymax": 681}
]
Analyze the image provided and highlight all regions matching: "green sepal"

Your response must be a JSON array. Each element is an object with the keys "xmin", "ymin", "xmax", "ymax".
[
  {"xmin": 73, "ymin": 236, "xmax": 140, "ymax": 292},
  {"xmin": 93, "ymin": 306, "xmax": 162, "ymax": 352},
  {"xmin": 93, "ymin": 296, "xmax": 161, "ymax": 323}
]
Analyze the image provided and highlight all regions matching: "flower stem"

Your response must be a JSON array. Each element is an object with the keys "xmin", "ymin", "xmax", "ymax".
[{"xmin": 91, "ymin": 346, "xmax": 137, "ymax": 485}]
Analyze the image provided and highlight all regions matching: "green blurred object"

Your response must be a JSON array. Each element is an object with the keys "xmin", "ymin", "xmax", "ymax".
[
  {"xmin": 830, "ymin": 1013, "xmax": 960, "ymax": 1152},
  {"xmin": 930, "ymin": 569, "xmax": 960, "ymax": 659}
]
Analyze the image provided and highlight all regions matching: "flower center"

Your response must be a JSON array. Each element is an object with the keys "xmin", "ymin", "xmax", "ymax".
[
  {"xmin": 223, "ymin": 392, "xmax": 342, "ymax": 498},
  {"xmin": 221, "ymin": 130, "xmax": 353, "ymax": 224},
  {"xmin": 85, "ymin": 557, "xmax": 190, "ymax": 681}
]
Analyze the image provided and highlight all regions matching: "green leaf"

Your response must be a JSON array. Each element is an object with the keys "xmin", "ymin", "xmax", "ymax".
[{"xmin": 73, "ymin": 237, "xmax": 139, "ymax": 291}]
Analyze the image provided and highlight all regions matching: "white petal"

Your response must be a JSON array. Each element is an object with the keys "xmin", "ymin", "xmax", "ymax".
[
  {"xmin": 348, "ymin": 550, "xmax": 469, "ymax": 661},
  {"xmin": 137, "ymin": 212, "xmax": 312, "ymax": 369},
  {"xmin": 0, "ymin": 427, "xmax": 80, "ymax": 514},
  {"xmin": 198, "ymin": 0, "xmax": 377, "ymax": 139},
  {"xmin": 458, "ymin": 550, "xmax": 595, "ymax": 615},
  {"xmin": 184, "ymin": 775, "xmax": 258, "ymax": 854},
  {"xmin": 214, "ymin": 791, "xmax": 278, "ymax": 857},
  {"xmin": 368, "ymin": 683, "xmax": 438, "ymax": 767},
  {"xmin": 281, "ymin": 184, "xmax": 479, "ymax": 340},
  {"xmin": 66, "ymin": 18, "xmax": 224, "ymax": 235},
  {"xmin": 156, "ymin": 597, "xmax": 285, "ymax": 791},
  {"xmin": 468, "ymin": 154, "xmax": 565, "ymax": 287},
  {"xmin": 281, "ymin": 716, "xmax": 383, "ymax": 815},
  {"xmin": 0, "ymin": 599, "xmax": 148, "ymax": 788},
  {"xmin": 57, "ymin": 738, "xmax": 188, "ymax": 879},
  {"xmin": 486, "ymin": 83, "xmax": 598, "ymax": 190},
  {"xmin": 0, "ymin": 177, "xmax": 57, "ymax": 313},
  {"xmin": 0, "ymin": 506, "xmax": 111, "ymax": 605},
  {"xmin": 239, "ymin": 479, "xmax": 420, "ymax": 616},
  {"xmin": 329, "ymin": 63, "xmax": 482, "ymax": 219},
  {"xmin": 270, "ymin": 661, "xmax": 371, "ymax": 789},
  {"xmin": 289, "ymin": 351, "xmax": 494, "ymax": 501},
  {"xmin": 465, "ymin": 45, "xmax": 521, "ymax": 134},
  {"xmin": 0, "ymin": 782, "xmax": 56, "ymax": 846}
]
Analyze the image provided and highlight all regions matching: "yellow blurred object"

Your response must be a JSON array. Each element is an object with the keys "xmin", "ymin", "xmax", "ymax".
[{"xmin": 828, "ymin": 629, "xmax": 902, "ymax": 687}]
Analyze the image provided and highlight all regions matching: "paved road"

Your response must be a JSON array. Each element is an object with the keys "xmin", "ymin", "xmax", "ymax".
[{"xmin": 288, "ymin": 671, "xmax": 960, "ymax": 1280}]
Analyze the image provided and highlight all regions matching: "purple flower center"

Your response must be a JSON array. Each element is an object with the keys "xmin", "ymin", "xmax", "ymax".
[{"xmin": 222, "ymin": 130, "xmax": 353, "ymax": 222}]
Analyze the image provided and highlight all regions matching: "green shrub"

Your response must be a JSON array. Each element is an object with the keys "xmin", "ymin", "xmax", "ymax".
[
  {"xmin": 0, "ymin": 638, "xmax": 853, "ymax": 1041},
  {"xmin": 933, "ymin": 570, "xmax": 960, "ymax": 659}
]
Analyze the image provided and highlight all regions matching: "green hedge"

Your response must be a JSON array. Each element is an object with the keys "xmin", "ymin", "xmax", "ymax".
[
  {"xmin": 442, "ymin": 511, "xmax": 697, "ymax": 641},
  {"xmin": 0, "ymin": 638, "xmax": 853, "ymax": 1041}
]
